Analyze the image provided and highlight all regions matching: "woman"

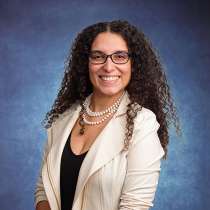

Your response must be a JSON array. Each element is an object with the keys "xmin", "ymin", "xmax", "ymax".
[{"xmin": 35, "ymin": 20, "xmax": 180, "ymax": 210}]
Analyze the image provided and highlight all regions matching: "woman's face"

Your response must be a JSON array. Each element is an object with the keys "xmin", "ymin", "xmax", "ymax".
[{"xmin": 88, "ymin": 32, "xmax": 131, "ymax": 97}]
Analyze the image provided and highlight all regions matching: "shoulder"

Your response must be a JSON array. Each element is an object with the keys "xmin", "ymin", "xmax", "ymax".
[
  {"xmin": 47, "ymin": 101, "xmax": 81, "ymax": 130},
  {"xmin": 58, "ymin": 101, "xmax": 80, "ymax": 120},
  {"xmin": 129, "ymin": 106, "xmax": 165, "ymax": 165},
  {"xmin": 135, "ymin": 106, "xmax": 158, "ymax": 125},
  {"xmin": 132, "ymin": 106, "xmax": 160, "ymax": 144}
]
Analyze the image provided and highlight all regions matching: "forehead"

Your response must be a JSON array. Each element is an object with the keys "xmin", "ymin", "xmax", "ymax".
[{"xmin": 91, "ymin": 32, "xmax": 128, "ymax": 53}]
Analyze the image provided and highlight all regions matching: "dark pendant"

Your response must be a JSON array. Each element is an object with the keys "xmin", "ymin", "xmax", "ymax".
[
  {"xmin": 78, "ymin": 108, "xmax": 85, "ymax": 135},
  {"xmin": 79, "ymin": 127, "xmax": 85, "ymax": 135}
]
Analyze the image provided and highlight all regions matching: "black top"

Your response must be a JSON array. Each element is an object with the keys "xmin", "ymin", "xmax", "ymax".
[{"xmin": 60, "ymin": 132, "xmax": 88, "ymax": 210}]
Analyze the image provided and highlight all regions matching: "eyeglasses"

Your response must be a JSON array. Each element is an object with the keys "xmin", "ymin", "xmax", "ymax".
[{"xmin": 89, "ymin": 51, "xmax": 131, "ymax": 64}]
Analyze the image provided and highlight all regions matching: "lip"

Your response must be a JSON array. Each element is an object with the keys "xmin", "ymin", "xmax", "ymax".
[
  {"xmin": 98, "ymin": 75, "xmax": 120, "ymax": 85},
  {"xmin": 99, "ymin": 75, "xmax": 121, "ymax": 78}
]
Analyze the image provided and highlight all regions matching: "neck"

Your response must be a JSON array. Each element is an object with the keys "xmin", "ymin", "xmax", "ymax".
[{"xmin": 90, "ymin": 90, "xmax": 125, "ymax": 112}]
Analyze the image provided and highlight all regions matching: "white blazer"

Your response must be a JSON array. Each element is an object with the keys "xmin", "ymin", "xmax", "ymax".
[{"xmin": 34, "ymin": 92, "xmax": 165, "ymax": 210}]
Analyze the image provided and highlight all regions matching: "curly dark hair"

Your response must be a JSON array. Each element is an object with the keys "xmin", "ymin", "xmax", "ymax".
[{"xmin": 42, "ymin": 20, "xmax": 181, "ymax": 159}]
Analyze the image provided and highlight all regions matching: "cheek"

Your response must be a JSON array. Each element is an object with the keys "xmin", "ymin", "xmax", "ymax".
[
  {"xmin": 88, "ymin": 64, "xmax": 99, "ymax": 83},
  {"xmin": 122, "ymin": 65, "xmax": 132, "ymax": 81},
  {"xmin": 89, "ymin": 63, "xmax": 98, "ymax": 74}
]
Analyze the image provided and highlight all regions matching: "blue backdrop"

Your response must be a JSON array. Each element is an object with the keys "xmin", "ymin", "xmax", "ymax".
[{"xmin": 1, "ymin": 0, "xmax": 209, "ymax": 209}]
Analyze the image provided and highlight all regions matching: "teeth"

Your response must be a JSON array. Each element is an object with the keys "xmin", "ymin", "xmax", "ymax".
[{"xmin": 100, "ymin": 76, "xmax": 119, "ymax": 81}]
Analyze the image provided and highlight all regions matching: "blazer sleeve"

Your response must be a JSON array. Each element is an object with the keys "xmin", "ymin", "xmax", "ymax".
[
  {"xmin": 34, "ymin": 126, "xmax": 52, "ymax": 207},
  {"xmin": 119, "ymin": 109, "xmax": 165, "ymax": 210}
]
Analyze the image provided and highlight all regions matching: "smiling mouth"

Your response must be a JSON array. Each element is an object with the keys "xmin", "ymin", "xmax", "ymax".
[{"xmin": 99, "ymin": 75, "xmax": 120, "ymax": 81}]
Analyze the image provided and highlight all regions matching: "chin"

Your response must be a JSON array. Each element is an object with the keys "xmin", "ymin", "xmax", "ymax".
[{"xmin": 95, "ymin": 87, "xmax": 125, "ymax": 97}]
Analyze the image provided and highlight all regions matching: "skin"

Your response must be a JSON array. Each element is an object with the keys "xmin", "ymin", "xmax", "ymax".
[
  {"xmin": 88, "ymin": 32, "xmax": 132, "ymax": 112},
  {"xmin": 36, "ymin": 200, "xmax": 50, "ymax": 210}
]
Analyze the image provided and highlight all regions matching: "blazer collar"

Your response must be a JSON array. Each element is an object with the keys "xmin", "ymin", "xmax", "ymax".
[
  {"xmin": 47, "ymin": 91, "xmax": 130, "ymax": 209},
  {"xmin": 114, "ymin": 90, "xmax": 130, "ymax": 118}
]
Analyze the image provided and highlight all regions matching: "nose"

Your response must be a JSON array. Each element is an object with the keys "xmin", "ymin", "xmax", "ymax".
[{"xmin": 103, "ymin": 56, "xmax": 114, "ymax": 72}]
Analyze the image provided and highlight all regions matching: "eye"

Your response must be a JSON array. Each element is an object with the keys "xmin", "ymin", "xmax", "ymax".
[
  {"xmin": 114, "ymin": 52, "xmax": 128, "ymax": 59},
  {"xmin": 116, "ymin": 54, "xmax": 125, "ymax": 58},
  {"xmin": 90, "ymin": 52, "xmax": 105, "ymax": 59},
  {"xmin": 94, "ymin": 55, "xmax": 103, "ymax": 59}
]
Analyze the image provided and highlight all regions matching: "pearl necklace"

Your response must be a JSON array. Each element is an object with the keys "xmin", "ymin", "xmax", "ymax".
[
  {"xmin": 83, "ymin": 92, "xmax": 125, "ymax": 117},
  {"xmin": 82, "ymin": 92, "xmax": 125, "ymax": 125}
]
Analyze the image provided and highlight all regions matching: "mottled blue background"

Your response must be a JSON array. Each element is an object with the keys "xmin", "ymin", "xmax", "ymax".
[{"xmin": 1, "ymin": 0, "xmax": 210, "ymax": 209}]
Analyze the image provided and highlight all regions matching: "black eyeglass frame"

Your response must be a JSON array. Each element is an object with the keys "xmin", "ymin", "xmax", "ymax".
[{"xmin": 89, "ymin": 51, "xmax": 131, "ymax": 65}]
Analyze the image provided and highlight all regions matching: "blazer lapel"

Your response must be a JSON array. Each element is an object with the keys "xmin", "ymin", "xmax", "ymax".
[
  {"xmin": 46, "ymin": 103, "xmax": 82, "ymax": 209},
  {"xmin": 72, "ymin": 92, "xmax": 130, "ymax": 209}
]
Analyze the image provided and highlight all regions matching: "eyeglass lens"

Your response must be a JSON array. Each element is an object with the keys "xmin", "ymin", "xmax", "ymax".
[{"xmin": 89, "ymin": 51, "xmax": 129, "ymax": 64}]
